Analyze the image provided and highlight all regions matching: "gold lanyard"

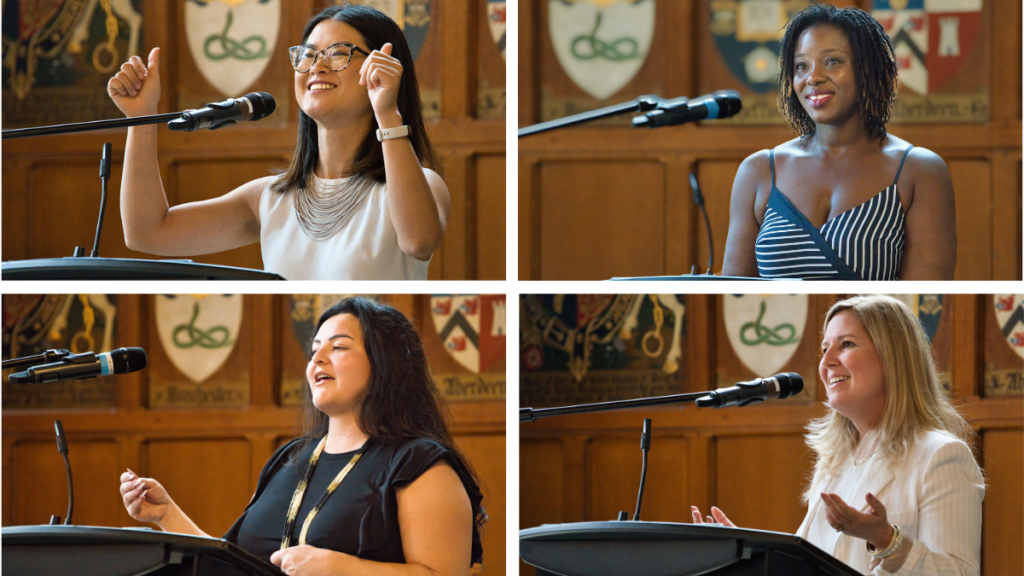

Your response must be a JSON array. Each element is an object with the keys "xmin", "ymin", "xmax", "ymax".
[{"xmin": 281, "ymin": 436, "xmax": 367, "ymax": 549}]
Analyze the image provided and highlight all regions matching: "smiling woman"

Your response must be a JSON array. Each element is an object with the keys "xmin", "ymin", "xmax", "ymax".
[
  {"xmin": 721, "ymin": 4, "xmax": 957, "ymax": 281},
  {"xmin": 692, "ymin": 295, "xmax": 983, "ymax": 575},
  {"xmin": 106, "ymin": 4, "xmax": 447, "ymax": 280}
]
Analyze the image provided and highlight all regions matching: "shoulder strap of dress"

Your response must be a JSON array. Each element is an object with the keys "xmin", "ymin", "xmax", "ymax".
[
  {"xmin": 769, "ymin": 148, "xmax": 776, "ymax": 187},
  {"xmin": 893, "ymin": 146, "xmax": 914, "ymax": 187}
]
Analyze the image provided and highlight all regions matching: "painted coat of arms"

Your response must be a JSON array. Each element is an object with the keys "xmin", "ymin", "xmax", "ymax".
[
  {"xmin": 710, "ymin": 0, "xmax": 812, "ymax": 94},
  {"xmin": 872, "ymin": 0, "xmax": 981, "ymax": 97},
  {"xmin": 155, "ymin": 294, "xmax": 242, "ymax": 383},
  {"xmin": 348, "ymin": 0, "xmax": 431, "ymax": 60},
  {"xmin": 431, "ymin": 295, "xmax": 506, "ymax": 374},
  {"xmin": 488, "ymin": 0, "xmax": 506, "ymax": 60},
  {"xmin": 185, "ymin": 0, "xmax": 279, "ymax": 97},
  {"xmin": 723, "ymin": 294, "xmax": 807, "ymax": 376},
  {"xmin": 549, "ymin": 0, "xmax": 655, "ymax": 101},
  {"xmin": 994, "ymin": 294, "xmax": 1024, "ymax": 360}
]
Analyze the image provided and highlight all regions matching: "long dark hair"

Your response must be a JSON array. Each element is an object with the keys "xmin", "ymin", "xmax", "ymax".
[
  {"xmin": 294, "ymin": 297, "xmax": 485, "ymax": 551},
  {"xmin": 777, "ymin": 4, "xmax": 898, "ymax": 145},
  {"xmin": 272, "ymin": 3, "xmax": 440, "ymax": 194}
]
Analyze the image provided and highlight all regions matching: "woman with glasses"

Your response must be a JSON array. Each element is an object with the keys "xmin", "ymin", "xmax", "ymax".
[{"xmin": 106, "ymin": 4, "xmax": 447, "ymax": 280}]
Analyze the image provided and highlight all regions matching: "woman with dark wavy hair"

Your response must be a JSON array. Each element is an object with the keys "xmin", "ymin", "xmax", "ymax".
[
  {"xmin": 722, "ymin": 3, "xmax": 956, "ymax": 281},
  {"xmin": 108, "ymin": 4, "xmax": 447, "ymax": 280},
  {"xmin": 118, "ymin": 298, "xmax": 485, "ymax": 576}
]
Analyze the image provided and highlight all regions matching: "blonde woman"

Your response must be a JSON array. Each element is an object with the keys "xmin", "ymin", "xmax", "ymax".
[{"xmin": 692, "ymin": 295, "xmax": 983, "ymax": 575}]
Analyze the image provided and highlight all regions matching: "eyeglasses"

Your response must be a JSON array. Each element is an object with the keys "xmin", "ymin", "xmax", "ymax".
[{"xmin": 288, "ymin": 42, "xmax": 371, "ymax": 73}]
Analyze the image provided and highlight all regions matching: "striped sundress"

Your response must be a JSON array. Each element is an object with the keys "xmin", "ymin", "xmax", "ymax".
[{"xmin": 754, "ymin": 146, "xmax": 913, "ymax": 280}]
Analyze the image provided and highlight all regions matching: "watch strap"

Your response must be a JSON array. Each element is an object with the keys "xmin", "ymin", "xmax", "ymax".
[{"xmin": 376, "ymin": 125, "xmax": 410, "ymax": 141}]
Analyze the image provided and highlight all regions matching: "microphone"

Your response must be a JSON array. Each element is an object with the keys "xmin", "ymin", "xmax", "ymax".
[
  {"xmin": 695, "ymin": 373, "xmax": 803, "ymax": 408},
  {"xmin": 168, "ymin": 92, "xmax": 276, "ymax": 131},
  {"xmin": 54, "ymin": 420, "xmax": 73, "ymax": 525},
  {"xmin": 632, "ymin": 90, "xmax": 742, "ymax": 128},
  {"xmin": 8, "ymin": 347, "xmax": 147, "ymax": 384}
]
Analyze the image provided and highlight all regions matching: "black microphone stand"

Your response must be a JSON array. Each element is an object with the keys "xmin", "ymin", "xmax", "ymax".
[
  {"xmin": 1, "ymin": 112, "xmax": 183, "ymax": 140},
  {"xmin": 51, "ymin": 420, "xmax": 74, "ymax": 526},
  {"xmin": 2, "ymin": 349, "xmax": 72, "ymax": 370},
  {"xmin": 520, "ymin": 391, "xmax": 709, "ymax": 423},
  {"xmin": 517, "ymin": 94, "xmax": 674, "ymax": 138}
]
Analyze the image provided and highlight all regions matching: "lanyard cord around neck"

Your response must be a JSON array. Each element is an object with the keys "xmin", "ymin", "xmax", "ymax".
[{"xmin": 281, "ymin": 436, "xmax": 370, "ymax": 549}]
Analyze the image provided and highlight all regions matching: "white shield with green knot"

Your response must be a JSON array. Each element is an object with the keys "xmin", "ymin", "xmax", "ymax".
[
  {"xmin": 155, "ymin": 294, "xmax": 242, "ymax": 384},
  {"xmin": 548, "ymin": 0, "xmax": 655, "ymax": 101},
  {"xmin": 724, "ymin": 294, "xmax": 807, "ymax": 376},
  {"xmin": 185, "ymin": 0, "xmax": 279, "ymax": 97}
]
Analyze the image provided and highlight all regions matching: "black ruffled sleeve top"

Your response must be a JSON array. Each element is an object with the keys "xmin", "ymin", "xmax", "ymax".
[{"xmin": 224, "ymin": 437, "xmax": 484, "ymax": 566}]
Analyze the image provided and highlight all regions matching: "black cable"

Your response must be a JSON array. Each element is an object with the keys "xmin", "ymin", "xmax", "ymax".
[
  {"xmin": 62, "ymin": 451, "xmax": 73, "ymax": 525},
  {"xmin": 633, "ymin": 447, "xmax": 648, "ymax": 521}
]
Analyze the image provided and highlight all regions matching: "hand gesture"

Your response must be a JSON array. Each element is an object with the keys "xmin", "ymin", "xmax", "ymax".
[
  {"xmin": 359, "ymin": 43, "xmax": 402, "ymax": 118},
  {"xmin": 690, "ymin": 505, "xmax": 737, "ymax": 527},
  {"xmin": 821, "ymin": 492, "xmax": 894, "ymax": 550},
  {"xmin": 270, "ymin": 544, "xmax": 331, "ymax": 576},
  {"xmin": 108, "ymin": 47, "xmax": 161, "ymax": 117},
  {"xmin": 120, "ymin": 469, "xmax": 172, "ymax": 525}
]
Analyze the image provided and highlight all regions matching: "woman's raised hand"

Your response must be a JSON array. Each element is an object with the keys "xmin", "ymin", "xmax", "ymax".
[
  {"xmin": 690, "ymin": 505, "xmax": 737, "ymax": 527},
  {"xmin": 821, "ymin": 492, "xmax": 894, "ymax": 550},
  {"xmin": 120, "ymin": 468, "xmax": 172, "ymax": 525},
  {"xmin": 107, "ymin": 47, "xmax": 161, "ymax": 117},
  {"xmin": 359, "ymin": 43, "xmax": 402, "ymax": 118}
]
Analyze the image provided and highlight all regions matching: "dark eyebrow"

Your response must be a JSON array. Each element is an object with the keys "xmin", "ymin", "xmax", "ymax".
[
  {"xmin": 311, "ymin": 334, "xmax": 355, "ymax": 345},
  {"xmin": 304, "ymin": 41, "xmax": 356, "ymax": 50},
  {"xmin": 795, "ymin": 48, "xmax": 847, "ymax": 58}
]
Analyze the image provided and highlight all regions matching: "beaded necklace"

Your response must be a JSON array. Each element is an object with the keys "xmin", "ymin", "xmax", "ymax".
[
  {"xmin": 294, "ymin": 174, "xmax": 376, "ymax": 241},
  {"xmin": 280, "ymin": 436, "xmax": 370, "ymax": 549}
]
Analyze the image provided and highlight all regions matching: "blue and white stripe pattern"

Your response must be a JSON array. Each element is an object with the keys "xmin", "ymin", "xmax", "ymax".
[{"xmin": 755, "ymin": 147, "xmax": 911, "ymax": 281}]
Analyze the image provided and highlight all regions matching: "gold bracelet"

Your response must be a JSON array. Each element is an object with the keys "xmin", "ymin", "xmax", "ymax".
[{"xmin": 866, "ymin": 524, "xmax": 905, "ymax": 559}]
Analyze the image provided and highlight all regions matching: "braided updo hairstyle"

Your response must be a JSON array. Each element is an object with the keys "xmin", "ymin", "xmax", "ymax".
[{"xmin": 777, "ymin": 4, "xmax": 898, "ymax": 145}]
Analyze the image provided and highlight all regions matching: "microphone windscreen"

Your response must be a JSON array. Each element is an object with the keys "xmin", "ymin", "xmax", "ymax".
[
  {"xmin": 777, "ymin": 372, "xmax": 803, "ymax": 398},
  {"xmin": 112, "ymin": 347, "xmax": 148, "ymax": 373},
  {"xmin": 246, "ymin": 92, "xmax": 276, "ymax": 120}
]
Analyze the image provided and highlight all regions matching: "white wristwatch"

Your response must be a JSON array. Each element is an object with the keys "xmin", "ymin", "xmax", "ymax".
[{"xmin": 376, "ymin": 125, "xmax": 410, "ymax": 141}]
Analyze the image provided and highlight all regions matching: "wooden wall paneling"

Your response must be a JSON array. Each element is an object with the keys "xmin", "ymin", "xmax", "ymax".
[
  {"xmin": 991, "ymin": 0, "xmax": 1022, "ymax": 122},
  {"xmin": 662, "ymin": 1, "xmax": 694, "ymax": 102},
  {"xmin": 456, "ymin": 434, "xmax": 506, "ymax": 573},
  {"xmin": 13, "ymin": 439, "xmax": 121, "ymax": 527},
  {"xmin": 519, "ymin": 438, "xmax": 564, "ymax": 576},
  {"xmin": 980, "ymin": 428, "xmax": 1024, "ymax": 576},
  {"xmin": 953, "ymin": 295, "xmax": 984, "ymax": 398},
  {"xmin": 686, "ymin": 294, "xmax": 715, "ymax": 392},
  {"xmin": 538, "ymin": 160, "xmax": 666, "ymax": 280},
  {"xmin": 519, "ymin": 0, "xmax": 539, "ymax": 126},
  {"xmin": 475, "ymin": 154, "xmax": 506, "ymax": 279},
  {"xmin": 146, "ymin": 438, "xmax": 251, "ymax": 537},
  {"xmin": 117, "ymin": 295, "xmax": 145, "ymax": 411},
  {"xmin": 949, "ymin": 159, "xmax": 993, "ymax": 279},
  {"xmin": 28, "ymin": 160, "xmax": 128, "ymax": 259},
  {"xmin": 695, "ymin": 160, "xmax": 739, "ymax": 274},
  {"xmin": 563, "ymin": 436, "xmax": 589, "ymax": 523},
  {"xmin": 250, "ymin": 295, "xmax": 278, "ymax": 407},
  {"xmin": 519, "ymin": 157, "xmax": 540, "ymax": 279},
  {"xmin": 991, "ymin": 152, "xmax": 1022, "ymax": 280},
  {"xmin": 664, "ymin": 157, "xmax": 695, "ymax": 274},
  {"xmin": 1, "ymin": 159, "xmax": 30, "ymax": 260},
  {"xmin": 442, "ymin": 0, "xmax": 475, "ymax": 118},
  {"xmin": 245, "ymin": 433, "xmax": 279, "ymax": 499},
  {"xmin": 589, "ymin": 435, "xmax": 689, "ymax": 523},
  {"xmin": 982, "ymin": 294, "xmax": 1024, "ymax": 398},
  {"xmin": 3, "ymin": 436, "xmax": 15, "ymax": 526},
  {"xmin": 441, "ymin": 153, "xmax": 476, "ymax": 279},
  {"xmin": 475, "ymin": 0, "xmax": 506, "ymax": 120},
  {"xmin": 687, "ymin": 433, "xmax": 716, "ymax": 520},
  {"xmin": 714, "ymin": 433, "xmax": 813, "ymax": 533}
]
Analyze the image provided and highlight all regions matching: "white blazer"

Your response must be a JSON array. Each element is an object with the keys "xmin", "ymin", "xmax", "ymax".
[{"xmin": 796, "ymin": 430, "xmax": 984, "ymax": 576}]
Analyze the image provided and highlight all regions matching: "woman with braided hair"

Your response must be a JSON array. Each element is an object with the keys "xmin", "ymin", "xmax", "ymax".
[{"xmin": 722, "ymin": 3, "xmax": 956, "ymax": 280}]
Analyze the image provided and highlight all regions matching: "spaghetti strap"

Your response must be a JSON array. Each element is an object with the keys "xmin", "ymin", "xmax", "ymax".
[
  {"xmin": 769, "ymin": 149, "xmax": 776, "ymax": 187},
  {"xmin": 893, "ymin": 146, "xmax": 914, "ymax": 186}
]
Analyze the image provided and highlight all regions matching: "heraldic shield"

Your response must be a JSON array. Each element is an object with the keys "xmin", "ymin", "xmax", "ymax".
[
  {"xmin": 185, "ymin": 0, "xmax": 280, "ymax": 97},
  {"xmin": 155, "ymin": 294, "xmax": 242, "ymax": 384},
  {"xmin": 994, "ymin": 294, "xmax": 1024, "ymax": 360},
  {"xmin": 548, "ymin": 0, "xmax": 655, "ymax": 101},
  {"xmin": 431, "ymin": 295, "xmax": 506, "ymax": 374},
  {"xmin": 723, "ymin": 294, "xmax": 808, "ymax": 376},
  {"xmin": 872, "ymin": 0, "xmax": 982, "ymax": 96}
]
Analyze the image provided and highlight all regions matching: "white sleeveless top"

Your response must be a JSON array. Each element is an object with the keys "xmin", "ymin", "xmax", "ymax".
[{"xmin": 259, "ymin": 176, "xmax": 430, "ymax": 280}]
